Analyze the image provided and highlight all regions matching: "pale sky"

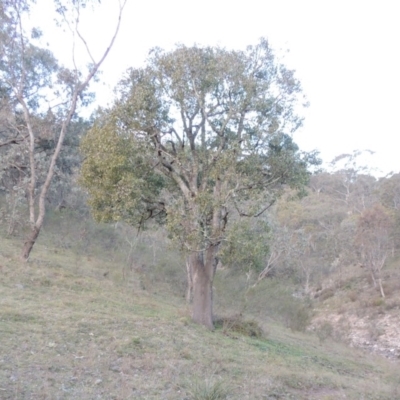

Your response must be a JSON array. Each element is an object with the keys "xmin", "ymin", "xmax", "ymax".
[{"xmin": 31, "ymin": 0, "xmax": 400, "ymax": 176}]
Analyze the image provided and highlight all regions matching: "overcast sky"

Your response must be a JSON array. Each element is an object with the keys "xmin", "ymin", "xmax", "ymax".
[{"xmin": 32, "ymin": 0, "xmax": 400, "ymax": 176}]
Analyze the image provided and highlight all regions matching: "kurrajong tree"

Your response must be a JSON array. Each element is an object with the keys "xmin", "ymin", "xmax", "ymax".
[{"xmin": 80, "ymin": 40, "xmax": 319, "ymax": 329}]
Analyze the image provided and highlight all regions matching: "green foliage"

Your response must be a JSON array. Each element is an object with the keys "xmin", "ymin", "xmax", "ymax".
[
  {"xmin": 80, "ymin": 116, "xmax": 166, "ymax": 226},
  {"xmin": 214, "ymin": 314, "xmax": 265, "ymax": 338},
  {"xmin": 0, "ymin": 1, "xmax": 59, "ymax": 107},
  {"xmin": 0, "ymin": 1, "xmax": 62, "ymax": 216},
  {"xmin": 81, "ymin": 40, "xmax": 316, "ymax": 259},
  {"xmin": 277, "ymin": 295, "xmax": 313, "ymax": 332},
  {"xmin": 379, "ymin": 173, "xmax": 400, "ymax": 211},
  {"xmin": 219, "ymin": 217, "xmax": 270, "ymax": 273}
]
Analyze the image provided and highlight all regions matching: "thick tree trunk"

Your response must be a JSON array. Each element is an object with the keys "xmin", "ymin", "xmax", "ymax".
[
  {"xmin": 21, "ymin": 226, "xmax": 41, "ymax": 261},
  {"xmin": 191, "ymin": 252, "xmax": 215, "ymax": 329}
]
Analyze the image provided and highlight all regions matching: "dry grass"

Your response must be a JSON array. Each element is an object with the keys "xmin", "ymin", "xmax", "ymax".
[{"xmin": 1, "ymin": 236, "xmax": 399, "ymax": 399}]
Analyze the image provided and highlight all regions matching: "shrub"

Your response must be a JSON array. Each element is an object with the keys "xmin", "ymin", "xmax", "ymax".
[
  {"xmin": 317, "ymin": 287, "xmax": 335, "ymax": 302},
  {"xmin": 369, "ymin": 297, "xmax": 385, "ymax": 307},
  {"xmin": 316, "ymin": 321, "xmax": 334, "ymax": 342},
  {"xmin": 348, "ymin": 290, "xmax": 358, "ymax": 302},
  {"xmin": 214, "ymin": 314, "xmax": 265, "ymax": 338},
  {"xmin": 282, "ymin": 301, "xmax": 312, "ymax": 332}
]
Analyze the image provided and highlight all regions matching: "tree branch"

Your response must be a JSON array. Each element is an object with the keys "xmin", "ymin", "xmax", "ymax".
[{"xmin": 0, "ymin": 134, "xmax": 28, "ymax": 147}]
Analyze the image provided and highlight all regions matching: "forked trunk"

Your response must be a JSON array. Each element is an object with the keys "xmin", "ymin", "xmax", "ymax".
[
  {"xmin": 21, "ymin": 226, "xmax": 40, "ymax": 261},
  {"xmin": 190, "ymin": 252, "xmax": 215, "ymax": 329}
]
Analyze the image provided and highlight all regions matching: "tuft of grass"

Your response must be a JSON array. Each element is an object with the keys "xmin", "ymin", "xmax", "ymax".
[{"xmin": 184, "ymin": 377, "xmax": 228, "ymax": 400}]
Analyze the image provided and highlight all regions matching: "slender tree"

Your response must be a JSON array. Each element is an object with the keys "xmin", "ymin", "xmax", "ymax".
[
  {"xmin": 80, "ymin": 41, "xmax": 318, "ymax": 328},
  {"xmin": 355, "ymin": 205, "xmax": 393, "ymax": 298},
  {"xmin": 0, "ymin": 0, "xmax": 127, "ymax": 259}
]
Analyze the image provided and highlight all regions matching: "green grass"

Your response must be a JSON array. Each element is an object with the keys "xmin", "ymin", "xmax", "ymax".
[{"xmin": 0, "ymin": 234, "xmax": 399, "ymax": 399}]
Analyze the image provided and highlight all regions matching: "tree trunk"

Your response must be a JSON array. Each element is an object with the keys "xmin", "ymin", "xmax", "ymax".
[
  {"xmin": 186, "ymin": 258, "xmax": 193, "ymax": 303},
  {"xmin": 370, "ymin": 268, "xmax": 377, "ymax": 288},
  {"xmin": 378, "ymin": 278, "xmax": 385, "ymax": 298},
  {"xmin": 21, "ymin": 226, "xmax": 41, "ymax": 261},
  {"xmin": 191, "ymin": 252, "xmax": 215, "ymax": 329}
]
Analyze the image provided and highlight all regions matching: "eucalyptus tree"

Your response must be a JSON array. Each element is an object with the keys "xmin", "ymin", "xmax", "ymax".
[
  {"xmin": 80, "ymin": 40, "xmax": 318, "ymax": 328},
  {"xmin": 0, "ymin": 0, "xmax": 127, "ymax": 259},
  {"xmin": 355, "ymin": 204, "xmax": 393, "ymax": 298}
]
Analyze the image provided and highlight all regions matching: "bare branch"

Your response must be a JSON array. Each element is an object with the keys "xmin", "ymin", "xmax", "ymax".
[{"xmin": 0, "ymin": 134, "xmax": 28, "ymax": 147}]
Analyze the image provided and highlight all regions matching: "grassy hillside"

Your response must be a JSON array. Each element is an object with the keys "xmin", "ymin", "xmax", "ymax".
[{"xmin": 1, "ymin": 230, "xmax": 399, "ymax": 400}]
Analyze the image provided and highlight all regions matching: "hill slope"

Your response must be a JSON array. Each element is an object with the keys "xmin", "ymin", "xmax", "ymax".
[{"xmin": 0, "ymin": 237, "xmax": 399, "ymax": 400}]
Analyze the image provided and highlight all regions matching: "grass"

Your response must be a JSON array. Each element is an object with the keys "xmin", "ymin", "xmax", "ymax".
[
  {"xmin": 1, "ymin": 233, "xmax": 399, "ymax": 399},
  {"xmin": 183, "ymin": 378, "xmax": 228, "ymax": 400}
]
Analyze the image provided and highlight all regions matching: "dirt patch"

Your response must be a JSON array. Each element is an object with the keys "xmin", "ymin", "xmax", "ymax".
[{"xmin": 312, "ymin": 311, "xmax": 400, "ymax": 361}]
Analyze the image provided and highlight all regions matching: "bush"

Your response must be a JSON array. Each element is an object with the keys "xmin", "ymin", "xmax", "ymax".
[
  {"xmin": 369, "ymin": 297, "xmax": 385, "ymax": 307},
  {"xmin": 214, "ymin": 314, "xmax": 265, "ymax": 338},
  {"xmin": 316, "ymin": 321, "xmax": 334, "ymax": 342},
  {"xmin": 280, "ymin": 300, "xmax": 312, "ymax": 332},
  {"xmin": 347, "ymin": 290, "xmax": 358, "ymax": 302},
  {"xmin": 316, "ymin": 287, "xmax": 335, "ymax": 302}
]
